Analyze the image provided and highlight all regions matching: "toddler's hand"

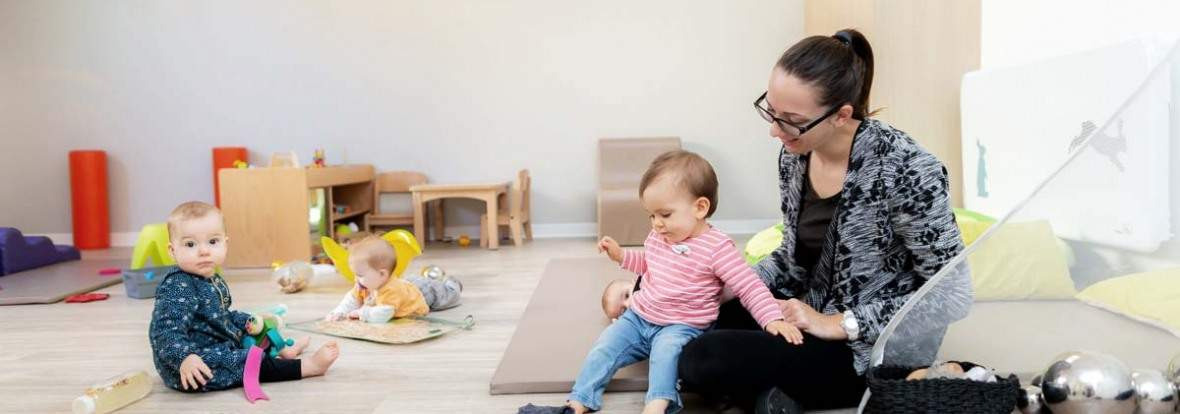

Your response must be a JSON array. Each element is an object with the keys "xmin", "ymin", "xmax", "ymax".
[
  {"xmin": 347, "ymin": 309, "xmax": 362, "ymax": 320},
  {"xmin": 598, "ymin": 236, "xmax": 623, "ymax": 264},
  {"xmin": 765, "ymin": 320, "xmax": 803, "ymax": 345},
  {"xmin": 324, "ymin": 312, "xmax": 344, "ymax": 322},
  {"xmin": 179, "ymin": 354, "xmax": 212, "ymax": 390}
]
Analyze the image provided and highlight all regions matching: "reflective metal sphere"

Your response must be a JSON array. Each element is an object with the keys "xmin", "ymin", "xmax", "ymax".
[
  {"xmin": 1041, "ymin": 350, "xmax": 1135, "ymax": 414},
  {"xmin": 1131, "ymin": 369, "xmax": 1177, "ymax": 414},
  {"xmin": 421, "ymin": 265, "xmax": 446, "ymax": 280}
]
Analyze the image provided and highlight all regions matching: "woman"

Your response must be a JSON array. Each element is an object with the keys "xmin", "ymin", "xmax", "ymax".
[{"xmin": 676, "ymin": 29, "xmax": 969, "ymax": 412}]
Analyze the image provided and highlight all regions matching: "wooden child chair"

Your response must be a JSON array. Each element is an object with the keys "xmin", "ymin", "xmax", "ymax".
[
  {"xmin": 481, "ymin": 169, "xmax": 532, "ymax": 247},
  {"xmin": 367, "ymin": 171, "xmax": 444, "ymax": 242}
]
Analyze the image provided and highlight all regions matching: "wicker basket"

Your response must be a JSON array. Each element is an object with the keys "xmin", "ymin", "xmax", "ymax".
[{"xmin": 864, "ymin": 363, "xmax": 1020, "ymax": 414}]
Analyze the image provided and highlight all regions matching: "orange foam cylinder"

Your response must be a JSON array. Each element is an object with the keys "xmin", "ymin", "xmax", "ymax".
[
  {"xmin": 69, "ymin": 150, "xmax": 109, "ymax": 249},
  {"xmin": 212, "ymin": 147, "xmax": 247, "ymax": 207}
]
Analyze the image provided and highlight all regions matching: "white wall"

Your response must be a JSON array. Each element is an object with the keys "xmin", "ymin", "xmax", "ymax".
[
  {"xmin": 0, "ymin": 0, "xmax": 803, "ymax": 238},
  {"xmin": 981, "ymin": 0, "xmax": 1180, "ymax": 69}
]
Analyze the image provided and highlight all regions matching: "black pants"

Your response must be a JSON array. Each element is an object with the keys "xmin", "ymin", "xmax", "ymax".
[
  {"xmin": 677, "ymin": 300, "xmax": 866, "ymax": 410},
  {"xmin": 260, "ymin": 356, "xmax": 302, "ymax": 383}
]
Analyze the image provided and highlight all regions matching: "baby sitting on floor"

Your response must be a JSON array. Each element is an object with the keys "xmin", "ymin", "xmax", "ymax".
[{"xmin": 149, "ymin": 201, "xmax": 339, "ymax": 393}]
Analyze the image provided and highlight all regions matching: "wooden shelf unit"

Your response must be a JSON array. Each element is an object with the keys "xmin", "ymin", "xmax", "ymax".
[{"xmin": 218, "ymin": 164, "xmax": 375, "ymax": 267}]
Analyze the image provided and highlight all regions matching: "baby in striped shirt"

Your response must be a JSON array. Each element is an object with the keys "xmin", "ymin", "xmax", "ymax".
[{"xmin": 567, "ymin": 150, "xmax": 802, "ymax": 414}]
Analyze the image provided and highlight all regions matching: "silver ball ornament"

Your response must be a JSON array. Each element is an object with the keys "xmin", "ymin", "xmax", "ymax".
[
  {"xmin": 1041, "ymin": 350, "xmax": 1135, "ymax": 414},
  {"xmin": 421, "ymin": 265, "xmax": 446, "ymax": 280},
  {"xmin": 1018, "ymin": 384, "xmax": 1046, "ymax": 414},
  {"xmin": 1131, "ymin": 368, "xmax": 1177, "ymax": 414}
]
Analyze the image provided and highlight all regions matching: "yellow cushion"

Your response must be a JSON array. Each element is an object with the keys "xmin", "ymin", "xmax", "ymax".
[
  {"xmin": 968, "ymin": 220, "xmax": 1077, "ymax": 300},
  {"xmin": 953, "ymin": 208, "xmax": 995, "ymax": 247},
  {"xmin": 1076, "ymin": 269, "xmax": 1180, "ymax": 337}
]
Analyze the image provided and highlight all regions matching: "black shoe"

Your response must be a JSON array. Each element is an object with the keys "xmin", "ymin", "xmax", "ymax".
[
  {"xmin": 754, "ymin": 387, "xmax": 803, "ymax": 414},
  {"xmin": 517, "ymin": 403, "xmax": 574, "ymax": 414}
]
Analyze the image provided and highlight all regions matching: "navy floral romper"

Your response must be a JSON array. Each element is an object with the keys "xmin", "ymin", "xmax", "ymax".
[{"xmin": 149, "ymin": 267, "xmax": 253, "ymax": 392}]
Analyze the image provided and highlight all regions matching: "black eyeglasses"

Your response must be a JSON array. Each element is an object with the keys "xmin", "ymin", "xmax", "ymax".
[{"xmin": 754, "ymin": 91, "xmax": 841, "ymax": 136}]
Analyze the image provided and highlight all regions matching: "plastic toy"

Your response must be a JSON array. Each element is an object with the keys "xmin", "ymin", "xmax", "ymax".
[
  {"xmin": 312, "ymin": 149, "xmax": 326, "ymax": 168},
  {"xmin": 65, "ymin": 293, "xmax": 110, "ymax": 303},
  {"xmin": 241, "ymin": 305, "xmax": 294, "ymax": 358},
  {"xmin": 321, "ymin": 229, "xmax": 422, "ymax": 283},
  {"xmin": 0, "ymin": 227, "xmax": 81, "ymax": 276},
  {"xmin": 130, "ymin": 223, "xmax": 174, "ymax": 270},
  {"xmin": 457, "ymin": 234, "xmax": 472, "ymax": 248},
  {"xmin": 233, "ymin": 160, "xmax": 248, "ymax": 169},
  {"xmin": 272, "ymin": 261, "xmax": 311, "ymax": 293}
]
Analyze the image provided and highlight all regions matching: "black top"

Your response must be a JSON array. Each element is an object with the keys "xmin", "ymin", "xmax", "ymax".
[{"xmin": 794, "ymin": 160, "xmax": 841, "ymax": 276}]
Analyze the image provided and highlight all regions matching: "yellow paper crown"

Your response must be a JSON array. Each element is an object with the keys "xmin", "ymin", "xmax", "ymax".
[{"xmin": 321, "ymin": 229, "xmax": 422, "ymax": 283}]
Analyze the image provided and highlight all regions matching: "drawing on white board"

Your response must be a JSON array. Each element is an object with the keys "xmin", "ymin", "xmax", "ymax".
[
  {"xmin": 975, "ymin": 139, "xmax": 989, "ymax": 198},
  {"xmin": 1068, "ymin": 120, "xmax": 1127, "ymax": 172}
]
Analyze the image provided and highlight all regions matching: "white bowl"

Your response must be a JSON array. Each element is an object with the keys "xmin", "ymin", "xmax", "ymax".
[{"xmin": 362, "ymin": 306, "xmax": 395, "ymax": 324}]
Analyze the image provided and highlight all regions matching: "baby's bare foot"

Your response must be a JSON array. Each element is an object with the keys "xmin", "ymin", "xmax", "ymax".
[
  {"xmin": 301, "ymin": 341, "xmax": 339, "ymax": 378},
  {"xmin": 278, "ymin": 337, "xmax": 310, "ymax": 359}
]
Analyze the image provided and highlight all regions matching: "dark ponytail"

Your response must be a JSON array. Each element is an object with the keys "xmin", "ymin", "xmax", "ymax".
[{"xmin": 776, "ymin": 28, "xmax": 876, "ymax": 120}]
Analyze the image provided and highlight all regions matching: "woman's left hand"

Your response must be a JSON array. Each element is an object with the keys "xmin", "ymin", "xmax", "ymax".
[{"xmin": 778, "ymin": 299, "xmax": 848, "ymax": 341}]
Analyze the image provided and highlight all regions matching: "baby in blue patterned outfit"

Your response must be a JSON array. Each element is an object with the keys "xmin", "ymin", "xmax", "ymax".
[{"xmin": 149, "ymin": 201, "xmax": 340, "ymax": 392}]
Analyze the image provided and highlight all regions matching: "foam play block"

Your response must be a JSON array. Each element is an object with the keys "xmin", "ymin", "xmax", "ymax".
[
  {"xmin": 0, "ymin": 228, "xmax": 81, "ymax": 276},
  {"xmin": 0, "ymin": 258, "xmax": 125, "ymax": 305},
  {"xmin": 69, "ymin": 150, "xmax": 110, "ymax": 249},
  {"xmin": 490, "ymin": 257, "xmax": 646, "ymax": 395},
  {"xmin": 597, "ymin": 137, "xmax": 681, "ymax": 246}
]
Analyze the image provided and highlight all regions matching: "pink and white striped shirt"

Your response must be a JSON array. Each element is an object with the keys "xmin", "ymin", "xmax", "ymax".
[{"xmin": 622, "ymin": 227, "xmax": 783, "ymax": 329}]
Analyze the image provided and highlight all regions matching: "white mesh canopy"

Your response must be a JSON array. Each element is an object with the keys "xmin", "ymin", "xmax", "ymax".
[{"xmin": 864, "ymin": 36, "xmax": 1180, "ymax": 410}]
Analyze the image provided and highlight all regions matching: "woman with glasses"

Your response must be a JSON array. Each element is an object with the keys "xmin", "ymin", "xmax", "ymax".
[{"xmin": 676, "ymin": 29, "xmax": 968, "ymax": 412}]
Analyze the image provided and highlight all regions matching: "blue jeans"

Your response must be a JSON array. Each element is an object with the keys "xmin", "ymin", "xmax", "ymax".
[{"xmin": 569, "ymin": 309, "xmax": 703, "ymax": 413}]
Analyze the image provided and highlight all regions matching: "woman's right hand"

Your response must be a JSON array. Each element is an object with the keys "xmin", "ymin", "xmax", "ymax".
[
  {"xmin": 179, "ymin": 354, "xmax": 212, "ymax": 390},
  {"xmin": 598, "ymin": 236, "xmax": 624, "ymax": 264}
]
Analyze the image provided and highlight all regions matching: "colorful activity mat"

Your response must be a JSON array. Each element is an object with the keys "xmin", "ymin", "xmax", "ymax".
[{"xmin": 289, "ymin": 315, "xmax": 475, "ymax": 344}]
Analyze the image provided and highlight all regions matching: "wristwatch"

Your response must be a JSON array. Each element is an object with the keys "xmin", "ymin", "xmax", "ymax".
[{"xmin": 841, "ymin": 310, "xmax": 860, "ymax": 341}]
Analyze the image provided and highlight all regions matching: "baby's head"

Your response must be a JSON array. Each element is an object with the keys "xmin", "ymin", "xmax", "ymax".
[
  {"xmin": 601, "ymin": 279, "xmax": 634, "ymax": 320},
  {"xmin": 167, "ymin": 201, "xmax": 227, "ymax": 278},
  {"xmin": 339, "ymin": 231, "xmax": 373, "ymax": 248},
  {"xmin": 638, "ymin": 150, "xmax": 719, "ymax": 243},
  {"xmin": 347, "ymin": 235, "xmax": 397, "ymax": 290}
]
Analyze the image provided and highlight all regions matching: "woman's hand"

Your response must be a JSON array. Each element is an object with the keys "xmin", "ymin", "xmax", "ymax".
[
  {"xmin": 179, "ymin": 354, "xmax": 212, "ymax": 390},
  {"xmin": 598, "ymin": 236, "xmax": 623, "ymax": 264},
  {"xmin": 764, "ymin": 320, "xmax": 803, "ymax": 345},
  {"xmin": 778, "ymin": 299, "xmax": 848, "ymax": 341}
]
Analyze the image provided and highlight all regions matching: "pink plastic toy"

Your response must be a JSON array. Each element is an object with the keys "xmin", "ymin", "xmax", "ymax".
[{"xmin": 243, "ymin": 346, "xmax": 268, "ymax": 403}]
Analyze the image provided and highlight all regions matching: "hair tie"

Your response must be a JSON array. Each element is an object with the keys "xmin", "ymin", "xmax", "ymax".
[{"xmin": 833, "ymin": 32, "xmax": 852, "ymax": 46}]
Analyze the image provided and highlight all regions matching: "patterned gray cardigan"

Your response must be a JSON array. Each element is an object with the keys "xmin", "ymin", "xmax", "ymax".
[{"xmin": 753, "ymin": 118, "xmax": 968, "ymax": 374}]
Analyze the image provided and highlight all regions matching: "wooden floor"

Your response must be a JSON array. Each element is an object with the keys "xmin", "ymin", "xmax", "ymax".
[{"xmin": 0, "ymin": 237, "xmax": 748, "ymax": 413}]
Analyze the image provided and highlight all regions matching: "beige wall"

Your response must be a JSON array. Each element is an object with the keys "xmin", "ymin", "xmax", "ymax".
[
  {"xmin": 805, "ymin": 0, "xmax": 981, "ymax": 207},
  {"xmin": 0, "ymin": 0, "xmax": 804, "ymax": 237}
]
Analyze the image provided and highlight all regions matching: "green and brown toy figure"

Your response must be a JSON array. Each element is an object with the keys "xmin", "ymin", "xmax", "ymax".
[{"xmin": 241, "ymin": 304, "xmax": 295, "ymax": 358}]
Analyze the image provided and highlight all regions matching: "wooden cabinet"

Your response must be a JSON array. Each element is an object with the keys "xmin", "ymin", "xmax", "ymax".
[{"xmin": 218, "ymin": 165, "xmax": 375, "ymax": 267}]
